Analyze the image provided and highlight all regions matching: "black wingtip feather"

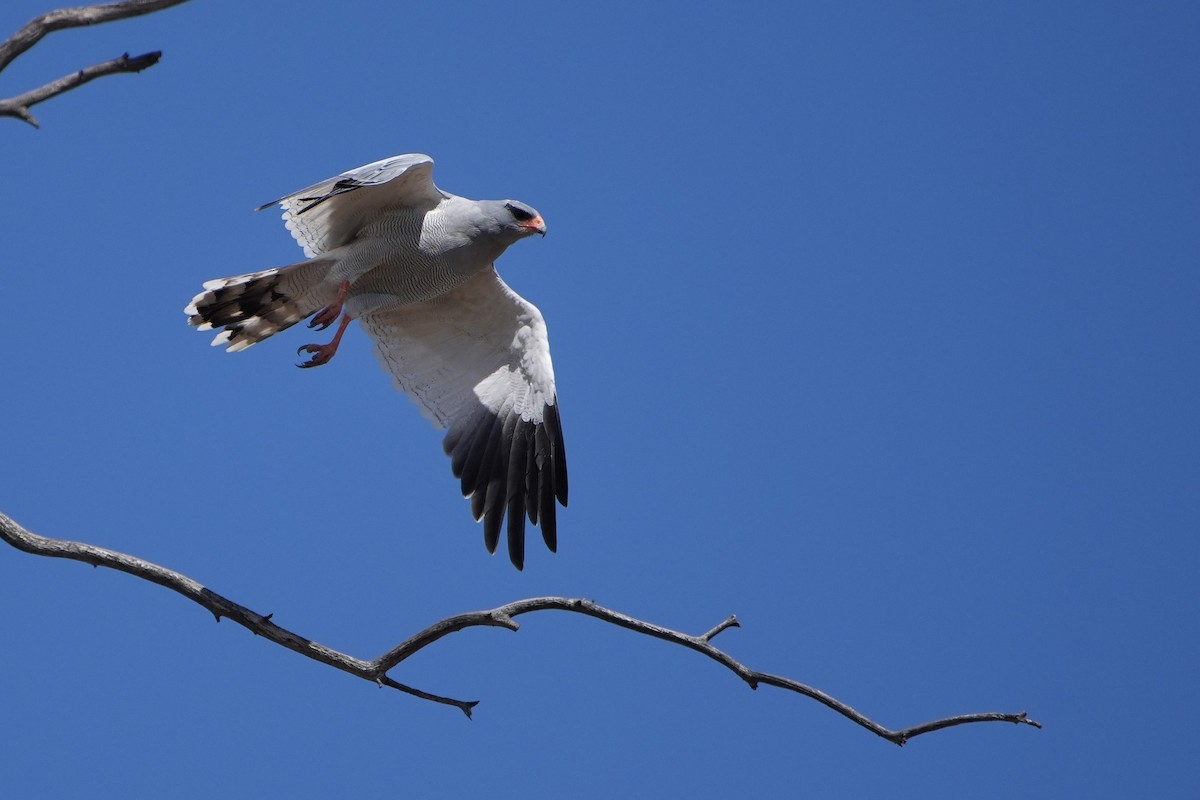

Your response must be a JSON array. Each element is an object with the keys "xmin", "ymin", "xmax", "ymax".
[
  {"xmin": 525, "ymin": 425, "xmax": 539, "ymax": 526},
  {"xmin": 470, "ymin": 485, "xmax": 487, "ymax": 522},
  {"xmin": 482, "ymin": 474, "xmax": 504, "ymax": 555},
  {"xmin": 540, "ymin": 500, "xmax": 558, "ymax": 552},
  {"xmin": 506, "ymin": 425, "xmax": 529, "ymax": 570},
  {"xmin": 534, "ymin": 422, "xmax": 557, "ymax": 551},
  {"xmin": 440, "ymin": 399, "xmax": 568, "ymax": 569},
  {"xmin": 482, "ymin": 411, "xmax": 517, "ymax": 558},
  {"xmin": 457, "ymin": 411, "xmax": 500, "ymax": 498},
  {"xmin": 544, "ymin": 403, "xmax": 569, "ymax": 506}
]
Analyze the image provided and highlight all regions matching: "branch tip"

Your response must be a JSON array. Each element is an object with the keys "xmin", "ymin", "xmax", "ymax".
[{"xmin": 125, "ymin": 50, "xmax": 162, "ymax": 70}]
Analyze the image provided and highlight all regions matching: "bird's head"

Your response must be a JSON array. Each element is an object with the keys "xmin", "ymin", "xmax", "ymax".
[{"xmin": 502, "ymin": 200, "xmax": 547, "ymax": 238}]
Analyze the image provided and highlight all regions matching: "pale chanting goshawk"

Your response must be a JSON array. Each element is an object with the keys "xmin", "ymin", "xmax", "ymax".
[{"xmin": 185, "ymin": 154, "xmax": 567, "ymax": 569}]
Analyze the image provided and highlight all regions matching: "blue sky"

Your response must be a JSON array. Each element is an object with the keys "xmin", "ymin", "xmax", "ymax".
[{"xmin": 2, "ymin": 1, "xmax": 1197, "ymax": 797}]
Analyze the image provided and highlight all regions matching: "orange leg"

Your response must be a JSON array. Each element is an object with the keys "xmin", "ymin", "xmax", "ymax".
[{"xmin": 308, "ymin": 280, "xmax": 350, "ymax": 331}]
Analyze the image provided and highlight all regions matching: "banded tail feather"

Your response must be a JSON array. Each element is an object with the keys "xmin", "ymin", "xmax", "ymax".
[{"xmin": 185, "ymin": 260, "xmax": 335, "ymax": 351}]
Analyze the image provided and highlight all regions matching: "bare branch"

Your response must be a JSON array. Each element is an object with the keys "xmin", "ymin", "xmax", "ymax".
[
  {"xmin": 0, "ymin": 511, "xmax": 480, "ymax": 716},
  {"xmin": 0, "ymin": 0, "xmax": 189, "ymax": 70},
  {"xmin": 0, "ymin": 50, "xmax": 160, "ymax": 127},
  {"xmin": 0, "ymin": 0, "xmax": 191, "ymax": 125},
  {"xmin": 1, "ymin": 511, "xmax": 1040, "ymax": 743}
]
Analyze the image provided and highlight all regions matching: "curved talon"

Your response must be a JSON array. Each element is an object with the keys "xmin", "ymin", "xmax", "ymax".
[
  {"xmin": 295, "ymin": 312, "xmax": 352, "ymax": 369},
  {"xmin": 296, "ymin": 343, "xmax": 330, "ymax": 368}
]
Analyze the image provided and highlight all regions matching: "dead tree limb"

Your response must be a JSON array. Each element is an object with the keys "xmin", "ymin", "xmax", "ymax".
[
  {"xmin": 0, "ymin": 50, "xmax": 161, "ymax": 125},
  {"xmin": 0, "ymin": 0, "xmax": 192, "ymax": 127},
  {"xmin": 0, "ymin": 511, "xmax": 1040, "ymax": 745}
]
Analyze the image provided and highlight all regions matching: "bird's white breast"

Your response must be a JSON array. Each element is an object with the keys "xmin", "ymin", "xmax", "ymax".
[{"xmin": 337, "ymin": 200, "xmax": 499, "ymax": 308}]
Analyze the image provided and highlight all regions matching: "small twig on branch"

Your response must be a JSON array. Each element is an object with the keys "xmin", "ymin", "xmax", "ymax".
[
  {"xmin": 0, "ymin": 511, "xmax": 1040, "ymax": 743},
  {"xmin": 0, "ymin": 0, "xmax": 192, "ymax": 126},
  {"xmin": 700, "ymin": 614, "xmax": 740, "ymax": 642}
]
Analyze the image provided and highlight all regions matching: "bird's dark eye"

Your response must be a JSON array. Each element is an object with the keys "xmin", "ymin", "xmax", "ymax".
[{"xmin": 506, "ymin": 203, "xmax": 534, "ymax": 222}]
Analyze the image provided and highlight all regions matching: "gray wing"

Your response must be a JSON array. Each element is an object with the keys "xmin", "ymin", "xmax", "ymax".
[
  {"xmin": 257, "ymin": 154, "xmax": 447, "ymax": 258},
  {"xmin": 353, "ymin": 267, "xmax": 568, "ymax": 570}
]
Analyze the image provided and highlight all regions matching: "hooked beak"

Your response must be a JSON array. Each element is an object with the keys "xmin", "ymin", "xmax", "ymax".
[{"xmin": 521, "ymin": 214, "xmax": 547, "ymax": 237}]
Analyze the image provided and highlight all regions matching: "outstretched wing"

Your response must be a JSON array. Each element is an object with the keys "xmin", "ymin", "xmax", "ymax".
[
  {"xmin": 257, "ymin": 154, "xmax": 447, "ymax": 258},
  {"xmin": 354, "ymin": 268, "xmax": 568, "ymax": 569}
]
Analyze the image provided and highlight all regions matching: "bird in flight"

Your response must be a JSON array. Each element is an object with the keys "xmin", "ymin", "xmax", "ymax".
[{"xmin": 185, "ymin": 154, "xmax": 567, "ymax": 569}]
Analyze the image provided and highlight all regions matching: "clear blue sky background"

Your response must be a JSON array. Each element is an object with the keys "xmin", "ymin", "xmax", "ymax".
[{"xmin": 3, "ymin": 1, "xmax": 1197, "ymax": 797}]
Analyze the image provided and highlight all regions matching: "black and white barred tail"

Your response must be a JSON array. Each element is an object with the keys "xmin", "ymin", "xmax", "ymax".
[{"xmin": 185, "ymin": 260, "xmax": 334, "ymax": 351}]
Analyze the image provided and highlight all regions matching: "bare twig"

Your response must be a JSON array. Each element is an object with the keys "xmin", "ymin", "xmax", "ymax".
[
  {"xmin": 0, "ymin": 50, "xmax": 160, "ymax": 126},
  {"xmin": 700, "ymin": 614, "xmax": 740, "ymax": 642},
  {"xmin": 0, "ymin": 511, "xmax": 1040, "ymax": 743},
  {"xmin": 0, "ymin": 0, "xmax": 192, "ymax": 126}
]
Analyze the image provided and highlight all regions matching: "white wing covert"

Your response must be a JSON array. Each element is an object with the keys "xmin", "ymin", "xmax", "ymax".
[
  {"xmin": 257, "ymin": 154, "xmax": 446, "ymax": 258},
  {"xmin": 355, "ymin": 267, "xmax": 568, "ymax": 569}
]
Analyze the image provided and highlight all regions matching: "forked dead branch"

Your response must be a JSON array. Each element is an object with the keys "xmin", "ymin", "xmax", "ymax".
[
  {"xmin": 0, "ymin": 0, "xmax": 192, "ymax": 127},
  {"xmin": 0, "ymin": 512, "xmax": 1040, "ymax": 745}
]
